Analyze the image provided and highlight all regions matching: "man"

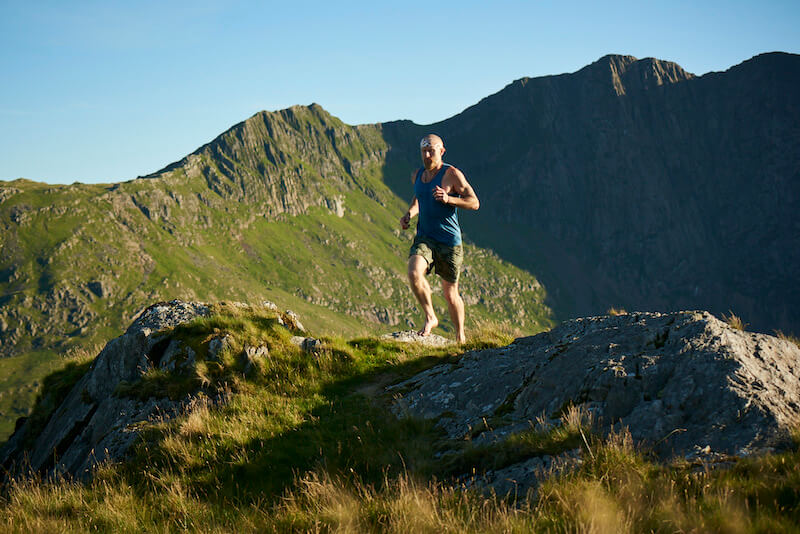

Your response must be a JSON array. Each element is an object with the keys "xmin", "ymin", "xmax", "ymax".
[{"xmin": 400, "ymin": 134, "xmax": 480, "ymax": 343}]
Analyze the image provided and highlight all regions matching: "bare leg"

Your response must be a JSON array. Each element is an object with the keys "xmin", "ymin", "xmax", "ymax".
[
  {"xmin": 407, "ymin": 255, "xmax": 438, "ymax": 336},
  {"xmin": 442, "ymin": 279, "xmax": 466, "ymax": 343}
]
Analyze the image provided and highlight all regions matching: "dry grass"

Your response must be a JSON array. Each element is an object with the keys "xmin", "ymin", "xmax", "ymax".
[
  {"xmin": 274, "ymin": 470, "xmax": 533, "ymax": 533},
  {"xmin": 4, "ymin": 425, "xmax": 800, "ymax": 532},
  {"xmin": 722, "ymin": 310, "xmax": 748, "ymax": 330},
  {"xmin": 466, "ymin": 318, "xmax": 526, "ymax": 348},
  {"xmin": 607, "ymin": 307, "xmax": 628, "ymax": 316},
  {"xmin": 775, "ymin": 330, "xmax": 800, "ymax": 349}
]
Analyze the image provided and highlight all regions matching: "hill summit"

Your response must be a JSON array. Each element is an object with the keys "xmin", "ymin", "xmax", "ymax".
[{"xmin": 4, "ymin": 300, "xmax": 800, "ymax": 495}]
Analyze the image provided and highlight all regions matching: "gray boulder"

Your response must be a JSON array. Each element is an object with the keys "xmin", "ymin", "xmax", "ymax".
[
  {"xmin": 207, "ymin": 334, "xmax": 233, "ymax": 362},
  {"xmin": 390, "ymin": 311, "xmax": 800, "ymax": 459},
  {"xmin": 284, "ymin": 310, "xmax": 306, "ymax": 333},
  {"xmin": 241, "ymin": 345, "xmax": 269, "ymax": 376},
  {"xmin": 290, "ymin": 336, "xmax": 322, "ymax": 354},
  {"xmin": 381, "ymin": 330, "xmax": 452, "ymax": 347}
]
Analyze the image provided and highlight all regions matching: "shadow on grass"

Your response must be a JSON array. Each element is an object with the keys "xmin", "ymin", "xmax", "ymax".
[{"xmin": 126, "ymin": 350, "xmax": 460, "ymax": 508}]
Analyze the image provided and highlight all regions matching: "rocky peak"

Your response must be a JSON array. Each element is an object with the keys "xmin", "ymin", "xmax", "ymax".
[{"xmin": 579, "ymin": 54, "xmax": 694, "ymax": 95}]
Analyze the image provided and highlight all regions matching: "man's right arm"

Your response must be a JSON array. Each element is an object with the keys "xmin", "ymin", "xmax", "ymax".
[
  {"xmin": 401, "ymin": 196, "xmax": 418, "ymax": 230},
  {"xmin": 400, "ymin": 169, "xmax": 419, "ymax": 230}
]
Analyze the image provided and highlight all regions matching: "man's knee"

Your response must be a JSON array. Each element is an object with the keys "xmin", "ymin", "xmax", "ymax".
[
  {"xmin": 441, "ymin": 281, "xmax": 461, "ymax": 303},
  {"xmin": 408, "ymin": 256, "xmax": 428, "ymax": 281}
]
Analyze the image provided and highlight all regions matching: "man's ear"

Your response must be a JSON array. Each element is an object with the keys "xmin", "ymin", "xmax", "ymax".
[{"xmin": 440, "ymin": 146, "xmax": 446, "ymax": 156}]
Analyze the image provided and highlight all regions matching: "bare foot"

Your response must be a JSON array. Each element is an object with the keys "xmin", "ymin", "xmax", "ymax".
[{"xmin": 418, "ymin": 316, "xmax": 438, "ymax": 336}]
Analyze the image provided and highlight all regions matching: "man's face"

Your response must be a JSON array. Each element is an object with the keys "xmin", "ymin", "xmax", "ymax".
[{"xmin": 420, "ymin": 138, "xmax": 444, "ymax": 170}]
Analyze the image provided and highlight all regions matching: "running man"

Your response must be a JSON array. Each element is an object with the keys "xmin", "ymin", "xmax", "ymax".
[{"xmin": 400, "ymin": 134, "xmax": 480, "ymax": 343}]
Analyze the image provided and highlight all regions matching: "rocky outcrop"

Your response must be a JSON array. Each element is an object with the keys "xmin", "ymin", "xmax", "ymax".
[
  {"xmin": 391, "ymin": 311, "xmax": 800, "ymax": 461},
  {"xmin": 0, "ymin": 300, "xmax": 211, "ymax": 480}
]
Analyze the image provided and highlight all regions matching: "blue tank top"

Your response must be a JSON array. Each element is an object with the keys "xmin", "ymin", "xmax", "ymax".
[{"xmin": 414, "ymin": 163, "xmax": 462, "ymax": 246}]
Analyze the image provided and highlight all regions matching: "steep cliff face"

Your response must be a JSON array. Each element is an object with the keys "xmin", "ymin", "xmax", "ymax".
[{"xmin": 383, "ymin": 52, "xmax": 800, "ymax": 334}]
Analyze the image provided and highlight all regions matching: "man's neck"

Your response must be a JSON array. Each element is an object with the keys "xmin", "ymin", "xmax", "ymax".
[{"xmin": 424, "ymin": 162, "xmax": 444, "ymax": 174}]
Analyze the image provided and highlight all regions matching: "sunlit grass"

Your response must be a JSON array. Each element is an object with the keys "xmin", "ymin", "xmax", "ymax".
[{"xmin": 722, "ymin": 310, "xmax": 748, "ymax": 331}]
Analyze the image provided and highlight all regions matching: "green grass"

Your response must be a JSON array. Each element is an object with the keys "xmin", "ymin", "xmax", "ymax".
[
  {"xmin": 443, "ymin": 405, "xmax": 591, "ymax": 475},
  {"xmin": 17, "ymin": 349, "xmax": 95, "ymax": 450}
]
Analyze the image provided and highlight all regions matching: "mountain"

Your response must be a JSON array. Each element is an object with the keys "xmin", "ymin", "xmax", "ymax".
[
  {"xmin": 0, "ymin": 105, "xmax": 551, "ymax": 438},
  {"xmin": 2, "ymin": 51, "xmax": 799, "ymax": 439},
  {"xmin": 382, "ymin": 52, "xmax": 800, "ymax": 334}
]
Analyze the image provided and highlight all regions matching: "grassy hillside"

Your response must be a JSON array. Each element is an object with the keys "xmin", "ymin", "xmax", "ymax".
[
  {"xmin": 1, "ymin": 304, "xmax": 799, "ymax": 532},
  {"xmin": 0, "ymin": 105, "xmax": 552, "ymax": 440}
]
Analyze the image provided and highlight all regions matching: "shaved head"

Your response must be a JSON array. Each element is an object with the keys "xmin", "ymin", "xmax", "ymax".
[{"xmin": 420, "ymin": 134, "xmax": 444, "ymax": 149}]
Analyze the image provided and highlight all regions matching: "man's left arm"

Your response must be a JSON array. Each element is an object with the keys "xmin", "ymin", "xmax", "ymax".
[{"xmin": 433, "ymin": 168, "xmax": 480, "ymax": 210}]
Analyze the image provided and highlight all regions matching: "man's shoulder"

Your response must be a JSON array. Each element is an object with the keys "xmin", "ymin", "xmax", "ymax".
[{"xmin": 442, "ymin": 164, "xmax": 465, "ymax": 182}]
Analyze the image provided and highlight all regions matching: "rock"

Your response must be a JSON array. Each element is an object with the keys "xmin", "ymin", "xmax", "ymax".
[
  {"xmin": 207, "ymin": 335, "xmax": 233, "ymax": 362},
  {"xmin": 290, "ymin": 336, "xmax": 322, "ymax": 354},
  {"xmin": 159, "ymin": 339, "xmax": 196, "ymax": 372},
  {"xmin": 381, "ymin": 331, "xmax": 452, "ymax": 347},
  {"xmin": 241, "ymin": 345, "xmax": 269, "ymax": 376},
  {"xmin": 87, "ymin": 280, "xmax": 111, "ymax": 299},
  {"xmin": 326, "ymin": 195, "xmax": 345, "ymax": 217},
  {"xmin": 0, "ymin": 300, "xmax": 210, "ymax": 481},
  {"xmin": 261, "ymin": 301, "xmax": 278, "ymax": 311},
  {"xmin": 390, "ymin": 311, "xmax": 800, "ymax": 462},
  {"xmin": 159, "ymin": 338, "xmax": 182, "ymax": 371},
  {"xmin": 462, "ymin": 449, "xmax": 583, "ymax": 498},
  {"xmin": 284, "ymin": 310, "xmax": 305, "ymax": 333}
]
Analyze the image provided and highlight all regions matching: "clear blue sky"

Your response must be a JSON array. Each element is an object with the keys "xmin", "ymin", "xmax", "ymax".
[{"xmin": 2, "ymin": 1, "xmax": 798, "ymax": 184}]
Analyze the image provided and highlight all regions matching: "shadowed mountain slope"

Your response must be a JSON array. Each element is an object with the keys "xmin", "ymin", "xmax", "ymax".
[{"xmin": 382, "ymin": 52, "xmax": 800, "ymax": 334}]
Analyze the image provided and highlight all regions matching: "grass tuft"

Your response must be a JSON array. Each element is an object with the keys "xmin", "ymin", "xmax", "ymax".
[
  {"xmin": 722, "ymin": 310, "xmax": 748, "ymax": 331},
  {"xmin": 775, "ymin": 330, "xmax": 800, "ymax": 349}
]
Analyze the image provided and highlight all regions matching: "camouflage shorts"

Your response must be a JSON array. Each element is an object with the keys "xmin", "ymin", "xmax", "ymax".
[{"xmin": 409, "ymin": 235, "xmax": 463, "ymax": 283}]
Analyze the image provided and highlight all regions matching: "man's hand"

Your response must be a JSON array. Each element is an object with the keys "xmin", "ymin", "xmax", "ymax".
[
  {"xmin": 400, "ymin": 212, "xmax": 411, "ymax": 230},
  {"xmin": 433, "ymin": 185, "xmax": 449, "ymax": 204}
]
